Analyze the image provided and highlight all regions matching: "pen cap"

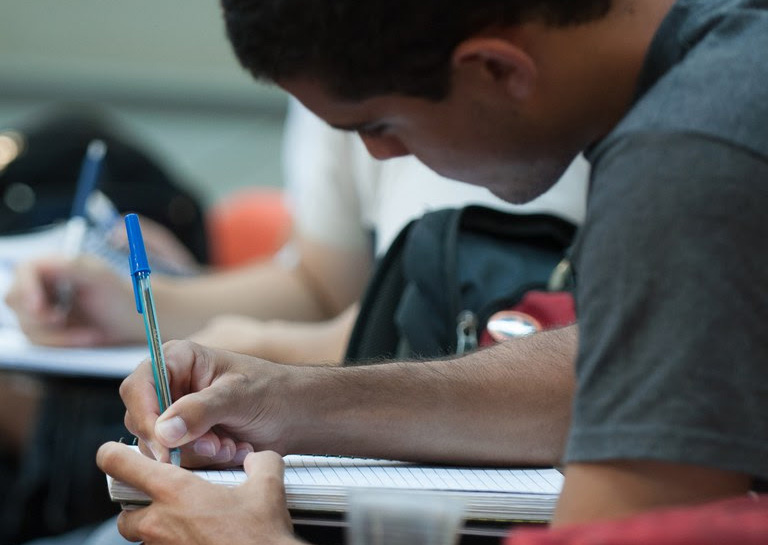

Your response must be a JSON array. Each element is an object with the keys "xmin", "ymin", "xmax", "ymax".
[
  {"xmin": 125, "ymin": 213, "xmax": 151, "ymax": 276},
  {"xmin": 126, "ymin": 213, "xmax": 151, "ymax": 314}
]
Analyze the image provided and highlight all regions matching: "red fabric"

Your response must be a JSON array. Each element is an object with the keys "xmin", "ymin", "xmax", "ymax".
[
  {"xmin": 479, "ymin": 291, "xmax": 576, "ymax": 346},
  {"xmin": 511, "ymin": 291, "xmax": 576, "ymax": 329},
  {"xmin": 505, "ymin": 495, "xmax": 768, "ymax": 545}
]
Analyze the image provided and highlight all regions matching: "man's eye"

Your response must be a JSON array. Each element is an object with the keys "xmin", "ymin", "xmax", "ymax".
[{"xmin": 358, "ymin": 124, "xmax": 387, "ymax": 138}]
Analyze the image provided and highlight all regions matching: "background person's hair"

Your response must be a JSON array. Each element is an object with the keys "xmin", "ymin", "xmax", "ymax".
[{"xmin": 221, "ymin": 0, "xmax": 612, "ymax": 101}]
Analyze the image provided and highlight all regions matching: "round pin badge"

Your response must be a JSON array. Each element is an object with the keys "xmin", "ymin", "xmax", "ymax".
[{"xmin": 486, "ymin": 310, "xmax": 542, "ymax": 341}]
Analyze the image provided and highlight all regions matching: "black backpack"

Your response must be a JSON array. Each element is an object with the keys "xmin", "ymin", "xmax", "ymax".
[
  {"xmin": 345, "ymin": 205, "xmax": 576, "ymax": 364},
  {"xmin": 0, "ymin": 106, "xmax": 209, "ymax": 263}
]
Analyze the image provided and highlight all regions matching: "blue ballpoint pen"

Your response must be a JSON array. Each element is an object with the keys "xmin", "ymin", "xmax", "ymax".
[
  {"xmin": 57, "ymin": 140, "xmax": 107, "ymax": 310},
  {"xmin": 63, "ymin": 139, "xmax": 107, "ymax": 256},
  {"xmin": 125, "ymin": 213, "xmax": 181, "ymax": 466}
]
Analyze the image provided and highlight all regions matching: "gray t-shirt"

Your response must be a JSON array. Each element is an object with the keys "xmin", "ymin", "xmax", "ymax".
[{"xmin": 566, "ymin": 0, "xmax": 768, "ymax": 481}]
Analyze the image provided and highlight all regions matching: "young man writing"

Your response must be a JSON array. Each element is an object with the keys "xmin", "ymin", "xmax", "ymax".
[{"xmin": 96, "ymin": 0, "xmax": 768, "ymax": 543}]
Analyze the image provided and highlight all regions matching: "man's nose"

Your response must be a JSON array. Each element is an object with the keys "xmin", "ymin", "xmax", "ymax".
[{"xmin": 360, "ymin": 134, "xmax": 410, "ymax": 160}]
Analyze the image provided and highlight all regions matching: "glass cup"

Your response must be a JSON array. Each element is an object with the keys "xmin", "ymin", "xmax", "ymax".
[{"xmin": 346, "ymin": 488, "xmax": 466, "ymax": 545}]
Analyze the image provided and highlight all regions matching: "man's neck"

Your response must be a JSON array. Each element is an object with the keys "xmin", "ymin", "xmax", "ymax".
[{"xmin": 585, "ymin": 0, "xmax": 679, "ymax": 138}]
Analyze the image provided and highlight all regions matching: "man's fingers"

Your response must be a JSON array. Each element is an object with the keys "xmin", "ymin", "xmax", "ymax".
[
  {"xmin": 115, "ymin": 509, "xmax": 143, "ymax": 543},
  {"xmin": 97, "ymin": 442, "xmax": 181, "ymax": 499},
  {"xmin": 122, "ymin": 340, "xmax": 274, "ymax": 467},
  {"xmin": 242, "ymin": 451, "xmax": 291, "ymax": 528},
  {"xmin": 149, "ymin": 342, "xmax": 244, "ymax": 449},
  {"xmin": 153, "ymin": 386, "xmax": 239, "ymax": 448},
  {"xmin": 122, "ymin": 343, "xmax": 236, "ymax": 455},
  {"xmin": 244, "ymin": 450, "xmax": 285, "ymax": 479},
  {"xmin": 243, "ymin": 451, "xmax": 287, "ymax": 505},
  {"xmin": 136, "ymin": 438, "xmax": 158, "ymax": 461},
  {"xmin": 121, "ymin": 360, "xmax": 163, "ymax": 443}
]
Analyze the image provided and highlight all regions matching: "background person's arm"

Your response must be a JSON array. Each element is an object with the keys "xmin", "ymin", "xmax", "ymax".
[
  {"xmin": 187, "ymin": 303, "xmax": 359, "ymax": 364},
  {"xmin": 4, "ymin": 235, "xmax": 371, "ymax": 347},
  {"xmin": 154, "ymin": 235, "xmax": 371, "ymax": 340}
]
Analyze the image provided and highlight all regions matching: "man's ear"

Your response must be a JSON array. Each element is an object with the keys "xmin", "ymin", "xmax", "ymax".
[{"xmin": 452, "ymin": 38, "xmax": 537, "ymax": 100}]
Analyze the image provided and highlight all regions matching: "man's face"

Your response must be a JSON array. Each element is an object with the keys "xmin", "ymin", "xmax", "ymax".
[{"xmin": 280, "ymin": 77, "xmax": 580, "ymax": 204}]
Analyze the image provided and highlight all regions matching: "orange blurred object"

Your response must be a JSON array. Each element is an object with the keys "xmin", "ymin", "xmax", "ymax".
[{"xmin": 207, "ymin": 187, "xmax": 292, "ymax": 268}]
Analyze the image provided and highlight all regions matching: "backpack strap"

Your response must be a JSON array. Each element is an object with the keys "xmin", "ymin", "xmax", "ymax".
[{"xmin": 344, "ymin": 219, "xmax": 414, "ymax": 365}]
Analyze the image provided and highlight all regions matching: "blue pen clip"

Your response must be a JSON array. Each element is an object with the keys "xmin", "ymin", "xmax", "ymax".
[{"xmin": 125, "ymin": 213, "xmax": 151, "ymax": 314}]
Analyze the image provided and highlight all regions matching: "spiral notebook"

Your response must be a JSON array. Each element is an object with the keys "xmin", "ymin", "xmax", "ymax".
[{"xmin": 108, "ymin": 450, "xmax": 564, "ymax": 523}]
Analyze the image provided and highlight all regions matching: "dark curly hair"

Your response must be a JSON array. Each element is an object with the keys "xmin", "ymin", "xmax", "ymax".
[{"xmin": 221, "ymin": 0, "xmax": 612, "ymax": 101}]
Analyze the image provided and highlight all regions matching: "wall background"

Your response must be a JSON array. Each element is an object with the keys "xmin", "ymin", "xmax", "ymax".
[{"xmin": 0, "ymin": 0, "xmax": 288, "ymax": 207}]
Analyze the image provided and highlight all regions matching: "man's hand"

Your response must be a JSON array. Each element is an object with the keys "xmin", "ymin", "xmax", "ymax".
[
  {"xmin": 5, "ymin": 256, "xmax": 142, "ymax": 346},
  {"xmin": 97, "ymin": 442, "xmax": 301, "ymax": 545},
  {"xmin": 121, "ymin": 340, "xmax": 307, "ymax": 467}
]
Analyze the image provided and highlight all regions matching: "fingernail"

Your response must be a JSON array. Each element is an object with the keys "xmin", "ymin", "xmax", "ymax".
[
  {"xmin": 233, "ymin": 446, "xmax": 253, "ymax": 465},
  {"xmin": 156, "ymin": 416, "xmax": 187, "ymax": 443},
  {"xmin": 193, "ymin": 439, "xmax": 217, "ymax": 458},
  {"xmin": 213, "ymin": 445, "xmax": 234, "ymax": 463},
  {"xmin": 147, "ymin": 441, "xmax": 162, "ymax": 461}
]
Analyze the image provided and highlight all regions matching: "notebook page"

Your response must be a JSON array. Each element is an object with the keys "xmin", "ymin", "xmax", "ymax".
[
  {"xmin": 192, "ymin": 455, "xmax": 562, "ymax": 495},
  {"xmin": 108, "ymin": 450, "xmax": 563, "ymax": 521}
]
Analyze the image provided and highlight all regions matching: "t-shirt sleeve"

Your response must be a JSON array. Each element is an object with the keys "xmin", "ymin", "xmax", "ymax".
[{"xmin": 567, "ymin": 132, "xmax": 768, "ymax": 479}]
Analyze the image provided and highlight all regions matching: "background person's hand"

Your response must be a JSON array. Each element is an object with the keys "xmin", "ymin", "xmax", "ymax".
[
  {"xmin": 108, "ymin": 213, "xmax": 200, "ymax": 273},
  {"xmin": 97, "ymin": 442, "xmax": 300, "ymax": 545},
  {"xmin": 121, "ymin": 340, "xmax": 307, "ymax": 468},
  {"xmin": 187, "ymin": 314, "xmax": 275, "ymax": 357},
  {"xmin": 5, "ymin": 256, "xmax": 143, "ymax": 346}
]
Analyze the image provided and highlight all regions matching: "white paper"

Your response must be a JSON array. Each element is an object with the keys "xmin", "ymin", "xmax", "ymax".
[{"xmin": 0, "ymin": 327, "xmax": 148, "ymax": 378}]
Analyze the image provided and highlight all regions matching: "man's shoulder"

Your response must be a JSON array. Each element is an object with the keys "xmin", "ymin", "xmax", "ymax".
[
  {"xmin": 592, "ymin": 0, "xmax": 768, "ymax": 165},
  {"xmin": 573, "ymin": 132, "xmax": 768, "ymax": 275}
]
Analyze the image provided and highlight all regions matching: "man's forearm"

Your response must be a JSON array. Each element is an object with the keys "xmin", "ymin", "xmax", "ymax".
[{"xmin": 283, "ymin": 325, "xmax": 577, "ymax": 465}]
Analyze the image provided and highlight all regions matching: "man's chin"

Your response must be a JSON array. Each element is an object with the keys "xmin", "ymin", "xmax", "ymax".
[
  {"xmin": 483, "ymin": 162, "xmax": 572, "ymax": 204},
  {"xmin": 431, "ymin": 159, "xmax": 568, "ymax": 204},
  {"xmin": 485, "ymin": 179, "xmax": 554, "ymax": 204}
]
